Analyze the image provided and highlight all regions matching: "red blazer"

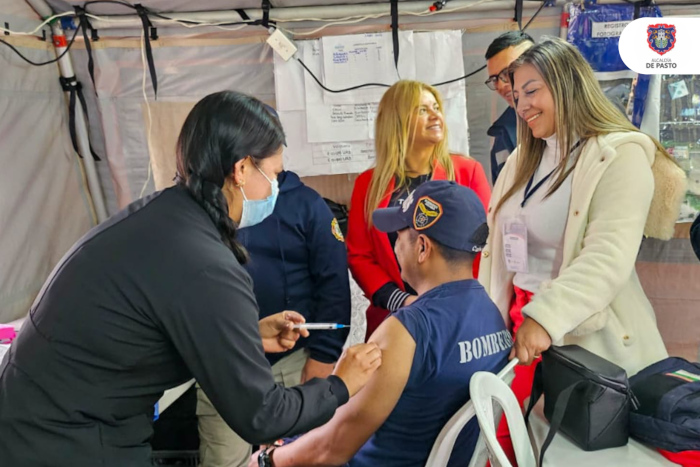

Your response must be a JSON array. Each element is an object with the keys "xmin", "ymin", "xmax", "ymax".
[{"xmin": 347, "ymin": 155, "xmax": 491, "ymax": 340}]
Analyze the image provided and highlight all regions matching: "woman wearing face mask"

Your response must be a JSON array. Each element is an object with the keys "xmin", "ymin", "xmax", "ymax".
[
  {"xmin": 480, "ymin": 37, "xmax": 685, "ymax": 407},
  {"xmin": 197, "ymin": 108, "xmax": 351, "ymax": 467},
  {"xmin": 347, "ymin": 80, "xmax": 491, "ymax": 340},
  {"xmin": 0, "ymin": 91, "xmax": 381, "ymax": 467}
]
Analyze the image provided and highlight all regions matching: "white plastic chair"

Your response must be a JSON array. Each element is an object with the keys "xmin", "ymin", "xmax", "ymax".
[
  {"xmin": 426, "ymin": 359, "xmax": 519, "ymax": 467},
  {"xmin": 470, "ymin": 364, "xmax": 536, "ymax": 467}
]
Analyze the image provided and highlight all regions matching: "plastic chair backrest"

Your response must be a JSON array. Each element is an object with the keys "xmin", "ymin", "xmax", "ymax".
[
  {"xmin": 425, "ymin": 359, "xmax": 519, "ymax": 467},
  {"xmin": 470, "ymin": 368, "xmax": 536, "ymax": 467}
]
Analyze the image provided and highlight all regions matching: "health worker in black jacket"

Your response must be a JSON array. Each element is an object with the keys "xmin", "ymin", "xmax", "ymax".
[
  {"xmin": 0, "ymin": 90, "xmax": 381, "ymax": 467},
  {"xmin": 198, "ymin": 166, "xmax": 352, "ymax": 467}
]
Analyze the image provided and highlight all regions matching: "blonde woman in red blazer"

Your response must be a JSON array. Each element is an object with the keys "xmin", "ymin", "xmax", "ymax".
[{"xmin": 347, "ymin": 80, "xmax": 491, "ymax": 340}]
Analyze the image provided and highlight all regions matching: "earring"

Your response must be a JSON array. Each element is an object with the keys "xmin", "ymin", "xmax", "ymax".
[{"xmin": 235, "ymin": 180, "xmax": 245, "ymax": 188}]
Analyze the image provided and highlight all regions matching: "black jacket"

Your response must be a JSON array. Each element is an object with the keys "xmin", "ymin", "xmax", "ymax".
[
  {"xmin": 238, "ymin": 171, "xmax": 350, "ymax": 366},
  {"xmin": 0, "ymin": 185, "xmax": 348, "ymax": 467}
]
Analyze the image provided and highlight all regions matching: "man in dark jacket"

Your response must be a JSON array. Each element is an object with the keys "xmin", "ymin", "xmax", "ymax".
[
  {"xmin": 197, "ymin": 170, "xmax": 351, "ymax": 467},
  {"xmin": 485, "ymin": 31, "xmax": 534, "ymax": 183}
]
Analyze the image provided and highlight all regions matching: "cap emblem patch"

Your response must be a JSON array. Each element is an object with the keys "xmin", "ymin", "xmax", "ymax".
[{"xmin": 413, "ymin": 196, "xmax": 442, "ymax": 230}]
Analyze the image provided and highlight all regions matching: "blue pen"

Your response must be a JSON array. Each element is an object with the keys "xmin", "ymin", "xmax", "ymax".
[{"xmin": 292, "ymin": 323, "xmax": 350, "ymax": 330}]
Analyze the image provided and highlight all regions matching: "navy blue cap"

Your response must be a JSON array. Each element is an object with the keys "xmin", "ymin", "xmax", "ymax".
[{"xmin": 372, "ymin": 180, "xmax": 488, "ymax": 253}]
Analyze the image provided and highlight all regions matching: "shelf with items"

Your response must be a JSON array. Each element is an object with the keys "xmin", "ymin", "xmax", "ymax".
[{"xmin": 659, "ymin": 75, "xmax": 700, "ymax": 221}]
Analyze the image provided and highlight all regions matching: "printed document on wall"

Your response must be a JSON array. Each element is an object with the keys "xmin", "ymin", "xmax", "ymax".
[{"xmin": 280, "ymin": 110, "xmax": 376, "ymax": 176}]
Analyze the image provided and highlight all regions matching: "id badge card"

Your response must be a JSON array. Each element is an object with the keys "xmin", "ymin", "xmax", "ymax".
[{"xmin": 502, "ymin": 216, "xmax": 529, "ymax": 273}]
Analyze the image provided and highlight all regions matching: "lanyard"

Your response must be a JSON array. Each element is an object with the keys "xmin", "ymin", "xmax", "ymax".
[
  {"xmin": 521, "ymin": 167, "xmax": 556, "ymax": 208},
  {"xmin": 521, "ymin": 139, "xmax": 584, "ymax": 208}
]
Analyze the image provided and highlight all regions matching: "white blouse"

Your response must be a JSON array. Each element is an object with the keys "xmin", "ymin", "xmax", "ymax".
[{"xmin": 497, "ymin": 133, "xmax": 573, "ymax": 294}]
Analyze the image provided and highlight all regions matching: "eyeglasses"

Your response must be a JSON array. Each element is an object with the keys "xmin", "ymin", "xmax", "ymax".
[{"xmin": 485, "ymin": 67, "xmax": 509, "ymax": 91}]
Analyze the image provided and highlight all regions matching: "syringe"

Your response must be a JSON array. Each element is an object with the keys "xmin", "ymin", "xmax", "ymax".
[{"xmin": 292, "ymin": 323, "xmax": 351, "ymax": 330}]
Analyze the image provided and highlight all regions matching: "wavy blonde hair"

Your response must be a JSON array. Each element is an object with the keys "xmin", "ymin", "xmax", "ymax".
[
  {"xmin": 365, "ymin": 80, "xmax": 455, "ymax": 225},
  {"xmin": 494, "ymin": 37, "xmax": 676, "ymax": 216}
]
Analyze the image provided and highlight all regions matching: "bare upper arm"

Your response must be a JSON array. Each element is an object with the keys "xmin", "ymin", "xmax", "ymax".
[{"xmin": 272, "ymin": 316, "xmax": 416, "ymax": 466}]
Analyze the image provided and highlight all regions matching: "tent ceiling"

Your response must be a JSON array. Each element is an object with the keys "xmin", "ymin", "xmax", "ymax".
[{"xmin": 44, "ymin": 0, "xmax": 419, "ymax": 15}]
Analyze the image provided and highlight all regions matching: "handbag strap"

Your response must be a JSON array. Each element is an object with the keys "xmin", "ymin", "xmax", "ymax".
[
  {"xmin": 525, "ymin": 362, "xmax": 588, "ymax": 467},
  {"xmin": 525, "ymin": 361, "xmax": 544, "ymax": 424}
]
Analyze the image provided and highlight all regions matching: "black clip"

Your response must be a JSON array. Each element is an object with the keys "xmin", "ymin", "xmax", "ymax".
[
  {"xmin": 39, "ymin": 29, "xmax": 47, "ymax": 41},
  {"xmin": 91, "ymin": 27, "xmax": 99, "ymax": 42},
  {"xmin": 4, "ymin": 22, "xmax": 9, "ymax": 36},
  {"xmin": 59, "ymin": 75, "xmax": 80, "ymax": 92},
  {"xmin": 150, "ymin": 26, "xmax": 158, "ymax": 41},
  {"xmin": 261, "ymin": 0, "xmax": 271, "ymax": 28}
]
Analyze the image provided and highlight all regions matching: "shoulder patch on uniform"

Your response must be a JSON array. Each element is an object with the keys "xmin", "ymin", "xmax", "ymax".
[
  {"xmin": 331, "ymin": 218, "xmax": 344, "ymax": 242},
  {"xmin": 413, "ymin": 196, "xmax": 442, "ymax": 230}
]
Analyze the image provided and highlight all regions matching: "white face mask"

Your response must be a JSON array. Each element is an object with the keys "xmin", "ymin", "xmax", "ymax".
[{"xmin": 238, "ymin": 163, "xmax": 279, "ymax": 229}]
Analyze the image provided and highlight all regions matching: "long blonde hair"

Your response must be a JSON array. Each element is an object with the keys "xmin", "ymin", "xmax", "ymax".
[
  {"xmin": 365, "ymin": 80, "xmax": 455, "ymax": 225},
  {"xmin": 494, "ymin": 37, "xmax": 675, "ymax": 216}
]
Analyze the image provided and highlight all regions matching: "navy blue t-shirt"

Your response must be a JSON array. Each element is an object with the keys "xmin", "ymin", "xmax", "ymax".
[{"xmin": 350, "ymin": 279, "xmax": 512, "ymax": 467}]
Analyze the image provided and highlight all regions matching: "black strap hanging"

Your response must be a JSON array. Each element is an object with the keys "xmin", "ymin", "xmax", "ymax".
[
  {"xmin": 525, "ymin": 364, "xmax": 588, "ymax": 467},
  {"xmin": 390, "ymin": 0, "xmax": 400, "ymax": 70},
  {"xmin": 135, "ymin": 4, "xmax": 158, "ymax": 99},
  {"xmin": 235, "ymin": 9, "xmax": 250, "ymax": 21},
  {"xmin": 515, "ymin": 0, "xmax": 525, "ymax": 30},
  {"xmin": 74, "ymin": 6, "xmax": 96, "ymax": 87},
  {"xmin": 59, "ymin": 76, "xmax": 101, "ymax": 161},
  {"xmin": 261, "ymin": 0, "xmax": 271, "ymax": 28}
]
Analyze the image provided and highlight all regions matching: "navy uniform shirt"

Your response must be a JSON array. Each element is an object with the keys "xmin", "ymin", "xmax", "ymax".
[{"xmin": 351, "ymin": 279, "xmax": 511, "ymax": 467}]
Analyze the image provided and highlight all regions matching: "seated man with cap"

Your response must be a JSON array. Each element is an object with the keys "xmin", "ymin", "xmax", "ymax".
[{"xmin": 252, "ymin": 181, "xmax": 511, "ymax": 467}]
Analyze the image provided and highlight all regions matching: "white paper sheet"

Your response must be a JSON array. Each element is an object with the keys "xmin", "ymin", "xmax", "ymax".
[
  {"xmin": 273, "ymin": 46, "xmax": 306, "ymax": 112},
  {"xmin": 280, "ymin": 110, "xmax": 376, "ymax": 176},
  {"xmin": 414, "ymin": 30, "xmax": 465, "ymax": 99},
  {"xmin": 306, "ymin": 102, "xmax": 378, "ymax": 143},
  {"xmin": 443, "ymin": 92, "xmax": 470, "ymax": 157},
  {"xmin": 303, "ymin": 39, "xmax": 325, "ymax": 106}
]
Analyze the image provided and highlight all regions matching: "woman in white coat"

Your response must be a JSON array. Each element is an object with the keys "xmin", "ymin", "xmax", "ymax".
[{"xmin": 479, "ymin": 37, "xmax": 686, "ymax": 404}]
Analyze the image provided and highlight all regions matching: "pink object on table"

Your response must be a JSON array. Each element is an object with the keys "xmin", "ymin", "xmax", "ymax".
[{"xmin": 0, "ymin": 324, "xmax": 17, "ymax": 344}]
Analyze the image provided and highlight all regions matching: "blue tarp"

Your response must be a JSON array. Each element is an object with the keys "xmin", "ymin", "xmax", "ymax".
[{"xmin": 567, "ymin": 3, "xmax": 662, "ymax": 127}]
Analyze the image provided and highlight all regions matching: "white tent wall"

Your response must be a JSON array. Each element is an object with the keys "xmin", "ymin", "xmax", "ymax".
[
  {"xmin": 0, "ymin": 0, "xmax": 94, "ymax": 322},
  {"xmin": 2, "ymin": 0, "xmax": 699, "ymax": 359}
]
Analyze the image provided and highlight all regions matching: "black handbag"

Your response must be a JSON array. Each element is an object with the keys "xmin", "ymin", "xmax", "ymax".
[{"xmin": 525, "ymin": 345, "xmax": 638, "ymax": 466}]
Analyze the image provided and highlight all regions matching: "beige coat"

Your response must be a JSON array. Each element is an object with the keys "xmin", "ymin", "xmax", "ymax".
[{"xmin": 479, "ymin": 132, "xmax": 686, "ymax": 376}]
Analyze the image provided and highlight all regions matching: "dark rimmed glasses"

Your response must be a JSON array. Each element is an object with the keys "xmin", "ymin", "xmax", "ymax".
[{"xmin": 485, "ymin": 67, "xmax": 509, "ymax": 91}]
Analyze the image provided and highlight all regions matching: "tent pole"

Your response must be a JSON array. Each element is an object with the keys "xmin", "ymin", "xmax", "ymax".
[
  {"xmin": 26, "ymin": 0, "xmax": 109, "ymax": 223},
  {"xmin": 53, "ymin": 21, "xmax": 109, "ymax": 223}
]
